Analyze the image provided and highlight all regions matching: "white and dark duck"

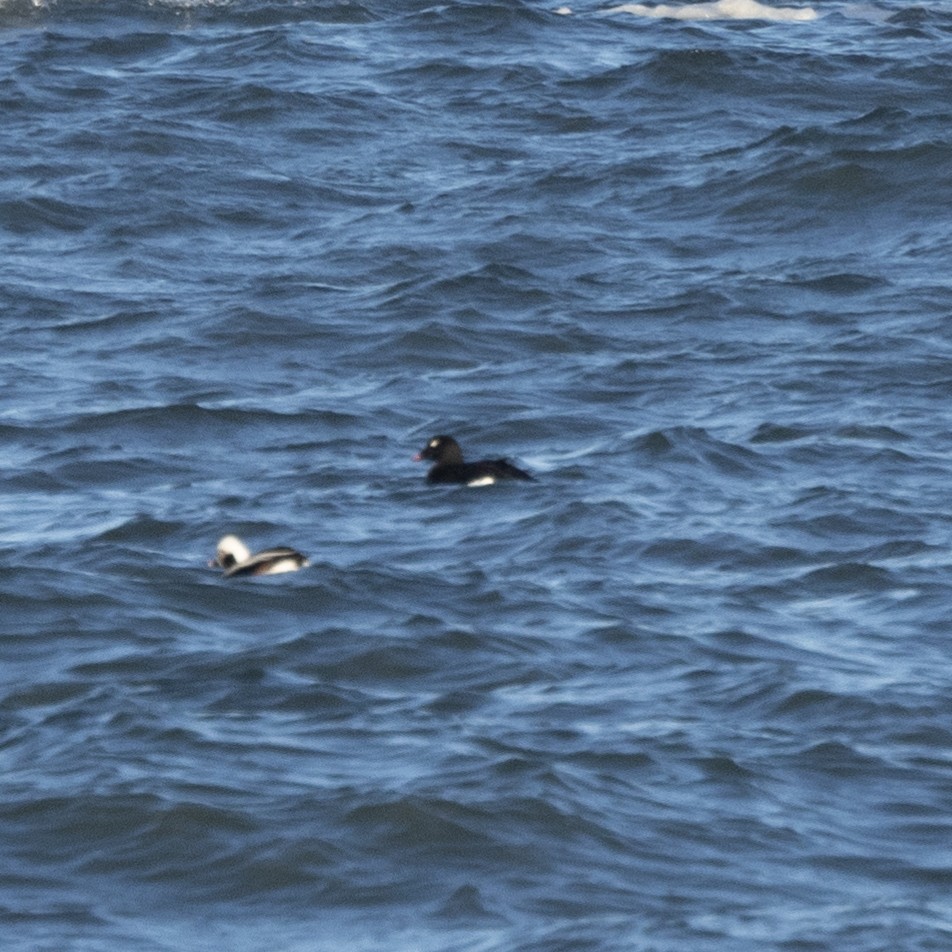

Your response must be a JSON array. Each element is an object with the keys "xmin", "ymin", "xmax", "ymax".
[
  {"xmin": 413, "ymin": 434, "xmax": 534, "ymax": 486},
  {"xmin": 210, "ymin": 535, "xmax": 309, "ymax": 578}
]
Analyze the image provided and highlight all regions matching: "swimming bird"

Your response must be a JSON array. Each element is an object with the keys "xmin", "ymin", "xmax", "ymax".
[
  {"xmin": 210, "ymin": 535, "xmax": 309, "ymax": 577},
  {"xmin": 413, "ymin": 435, "xmax": 534, "ymax": 486}
]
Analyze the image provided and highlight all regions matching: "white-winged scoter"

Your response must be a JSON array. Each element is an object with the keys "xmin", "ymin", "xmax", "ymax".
[{"xmin": 413, "ymin": 435, "xmax": 534, "ymax": 486}]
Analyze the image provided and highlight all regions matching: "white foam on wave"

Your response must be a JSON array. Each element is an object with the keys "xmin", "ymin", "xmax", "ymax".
[{"xmin": 605, "ymin": 0, "xmax": 819, "ymax": 21}]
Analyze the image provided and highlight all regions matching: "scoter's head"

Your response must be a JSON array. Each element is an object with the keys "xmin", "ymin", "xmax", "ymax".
[{"xmin": 413, "ymin": 435, "xmax": 464, "ymax": 466}]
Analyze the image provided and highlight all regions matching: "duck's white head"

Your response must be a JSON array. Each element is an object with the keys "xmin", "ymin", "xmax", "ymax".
[{"xmin": 213, "ymin": 534, "xmax": 252, "ymax": 569}]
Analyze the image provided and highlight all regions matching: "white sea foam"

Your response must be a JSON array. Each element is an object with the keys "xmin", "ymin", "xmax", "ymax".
[{"xmin": 605, "ymin": 0, "xmax": 819, "ymax": 21}]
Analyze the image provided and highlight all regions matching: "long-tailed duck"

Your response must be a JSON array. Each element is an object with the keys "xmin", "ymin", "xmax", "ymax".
[{"xmin": 210, "ymin": 535, "xmax": 309, "ymax": 577}]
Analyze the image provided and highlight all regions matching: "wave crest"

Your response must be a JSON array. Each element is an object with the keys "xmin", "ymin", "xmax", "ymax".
[{"xmin": 606, "ymin": 1, "xmax": 819, "ymax": 21}]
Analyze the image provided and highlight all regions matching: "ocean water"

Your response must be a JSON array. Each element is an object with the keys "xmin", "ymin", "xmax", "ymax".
[{"xmin": 2, "ymin": 0, "xmax": 952, "ymax": 949}]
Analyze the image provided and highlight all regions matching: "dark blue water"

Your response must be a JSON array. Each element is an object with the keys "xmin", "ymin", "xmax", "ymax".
[{"xmin": 3, "ymin": 1, "xmax": 952, "ymax": 949}]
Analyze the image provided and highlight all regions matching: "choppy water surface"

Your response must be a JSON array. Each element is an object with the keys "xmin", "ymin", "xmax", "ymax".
[{"xmin": 2, "ymin": 1, "xmax": 952, "ymax": 949}]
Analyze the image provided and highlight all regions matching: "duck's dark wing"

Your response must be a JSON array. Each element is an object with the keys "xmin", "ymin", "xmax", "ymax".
[
  {"xmin": 487, "ymin": 458, "xmax": 534, "ymax": 481},
  {"xmin": 223, "ymin": 547, "xmax": 308, "ymax": 577}
]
